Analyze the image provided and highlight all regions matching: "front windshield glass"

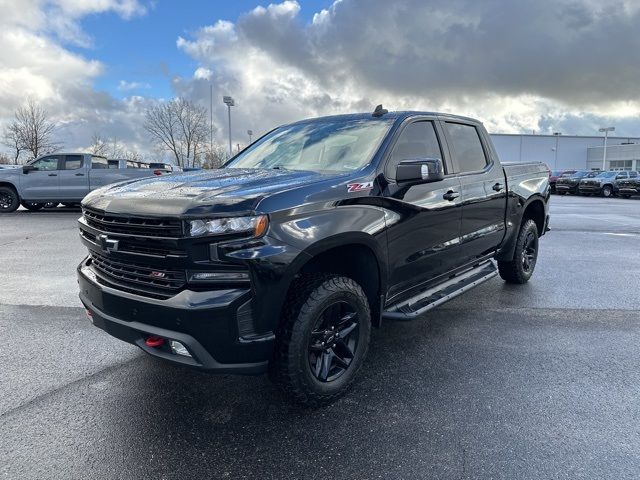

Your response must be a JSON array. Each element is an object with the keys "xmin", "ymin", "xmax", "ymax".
[
  {"xmin": 227, "ymin": 118, "xmax": 394, "ymax": 173},
  {"xmin": 570, "ymin": 171, "xmax": 588, "ymax": 178},
  {"xmin": 597, "ymin": 171, "xmax": 617, "ymax": 178},
  {"xmin": 586, "ymin": 171, "xmax": 600, "ymax": 178}
]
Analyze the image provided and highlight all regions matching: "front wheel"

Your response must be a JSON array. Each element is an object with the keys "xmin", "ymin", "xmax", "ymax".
[
  {"xmin": 0, "ymin": 186, "xmax": 20, "ymax": 213},
  {"xmin": 498, "ymin": 219, "xmax": 539, "ymax": 284},
  {"xmin": 602, "ymin": 185, "xmax": 613, "ymax": 197},
  {"xmin": 269, "ymin": 275, "xmax": 371, "ymax": 406}
]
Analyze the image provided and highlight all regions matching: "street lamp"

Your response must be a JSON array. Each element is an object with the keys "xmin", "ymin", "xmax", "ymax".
[
  {"xmin": 223, "ymin": 96, "xmax": 235, "ymax": 157},
  {"xmin": 247, "ymin": 129, "xmax": 253, "ymax": 144},
  {"xmin": 599, "ymin": 127, "xmax": 615, "ymax": 171}
]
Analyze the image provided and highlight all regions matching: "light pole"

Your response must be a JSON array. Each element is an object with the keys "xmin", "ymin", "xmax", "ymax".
[
  {"xmin": 223, "ymin": 96, "xmax": 235, "ymax": 157},
  {"xmin": 247, "ymin": 129, "xmax": 253, "ymax": 144},
  {"xmin": 599, "ymin": 126, "xmax": 615, "ymax": 171}
]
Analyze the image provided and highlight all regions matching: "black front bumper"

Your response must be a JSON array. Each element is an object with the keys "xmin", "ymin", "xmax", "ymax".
[{"xmin": 78, "ymin": 259, "xmax": 273, "ymax": 374}]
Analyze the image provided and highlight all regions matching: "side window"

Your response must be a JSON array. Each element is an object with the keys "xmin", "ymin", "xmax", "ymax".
[
  {"xmin": 630, "ymin": 172, "xmax": 638, "ymax": 178},
  {"xmin": 444, "ymin": 122, "xmax": 488, "ymax": 173},
  {"xmin": 386, "ymin": 121, "xmax": 443, "ymax": 180},
  {"xmin": 64, "ymin": 155, "xmax": 83, "ymax": 170},
  {"xmin": 31, "ymin": 156, "xmax": 60, "ymax": 171},
  {"xmin": 91, "ymin": 156, "xmax": 108, "ymax": 169},
  {"xmin": 108, "ymin": 160, "xmax": 120, "ymax": 169}
]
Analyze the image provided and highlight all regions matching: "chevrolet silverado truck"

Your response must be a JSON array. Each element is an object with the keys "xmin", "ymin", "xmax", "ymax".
[
  {"xmin": 77, "ymin": 109, "xmax": 550, "ymax": 405},
  {"xmin": 0, "ymin": 153, "xmax": 170, "ymax": 213},
  {"xmin": 616, "ymin": 172, "xmax": 640, "ymax": 198}
]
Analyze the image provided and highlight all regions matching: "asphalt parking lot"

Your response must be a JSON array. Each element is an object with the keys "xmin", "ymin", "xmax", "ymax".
[{"xmin": 1, "ymin": 196, "xmax": 639, "ymax": 480}]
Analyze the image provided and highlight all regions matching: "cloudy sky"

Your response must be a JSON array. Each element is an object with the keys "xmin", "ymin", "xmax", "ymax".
[{"xmin": 1, "ymin": 0, "xmax": 640, "ymax": 160}]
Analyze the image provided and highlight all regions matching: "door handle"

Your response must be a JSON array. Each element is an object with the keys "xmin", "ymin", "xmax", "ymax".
[
  {"xmin": 492, "ymin": 182, "xmax": 504, "ymax": 192},
  {"xmin": 48, "ymin": 173, "xmax": 57, "ymax": 177},
  {"xmin": 75, "ymin": 173, "xmax": 85, "ymax": 176},
  {"xmin": 443, "ymin": 190, "xmax": 460, "ymax": 201}
]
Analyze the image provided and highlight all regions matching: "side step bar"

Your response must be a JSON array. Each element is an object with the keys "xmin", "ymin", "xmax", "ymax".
[{"xmin": 382, "ymin": 261, "xmax": 498, "ymax": 321}]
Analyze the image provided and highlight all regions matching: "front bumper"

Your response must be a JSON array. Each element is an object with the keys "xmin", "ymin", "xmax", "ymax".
[
  {"xmin": 578, "ymin": 185, "xmax": 601, "ymax": 194},
  {"xmin": 78, "ymin": 259, "xmax": 273, "ymax": 374},
  {"xmin": 617, "ymin": 187, "xmax": 639, "ymax": 195},
  {"xmin": 555, "ymin": 183, "xmax": 577, "ymax": 193}
]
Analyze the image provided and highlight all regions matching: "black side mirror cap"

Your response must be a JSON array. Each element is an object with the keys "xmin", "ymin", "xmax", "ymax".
[
  {"xmin": 396, "ymin": 157, "xmax": 445, "ymax": 184},
  {"xmin": 22, "ymin": 165, "xmax": 36, "ymax": 174}
]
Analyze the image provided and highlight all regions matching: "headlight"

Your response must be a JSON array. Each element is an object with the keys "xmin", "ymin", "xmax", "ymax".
[{"xmin": 188, "ymin": 215, "xmax": 269, "ymax": 238}]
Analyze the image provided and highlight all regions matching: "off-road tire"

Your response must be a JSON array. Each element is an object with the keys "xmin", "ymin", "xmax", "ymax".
[
  {"xmin": 602, "ymin": 185, "xmax": 613, "ymax": 197},
  {"xmin": 0, "ymin": 186, "xmax": 20, "ymax": 213},
  {"xmin": 498, "ymin": 219, "xmax": 539, "ymax": 284},
  {"xmin": 269, "ymin": 274, "xmax": 371, "ymax": 407}
]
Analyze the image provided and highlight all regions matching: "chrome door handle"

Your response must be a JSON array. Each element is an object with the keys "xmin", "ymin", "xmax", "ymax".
[{"xmin": 443, "ymin": 190, "xmax": 460, "ymax": 201}]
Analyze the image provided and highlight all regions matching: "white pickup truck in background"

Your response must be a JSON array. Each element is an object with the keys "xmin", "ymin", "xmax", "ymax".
[{"xmin": 0, "ymin": 153, "xmax": 175, "ymax": 213}]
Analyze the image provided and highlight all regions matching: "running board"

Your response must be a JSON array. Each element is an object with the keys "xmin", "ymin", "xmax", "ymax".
[{"xmin": 382, "ymin": 261, "xmax": 498, "ymax": 321}]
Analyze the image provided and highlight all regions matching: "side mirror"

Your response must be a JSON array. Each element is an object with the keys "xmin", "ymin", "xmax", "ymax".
[
  {"xmin": 396, "ymin": 157, "xmax": 444, "ymax": 184},
  {"xmin": 22, "ymin": 165, "xmax": 36, "ymax": 174}
]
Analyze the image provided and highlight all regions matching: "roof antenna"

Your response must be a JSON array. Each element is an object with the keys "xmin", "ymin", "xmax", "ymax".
[{"xmin": 372, "ymin": 104, "xmax": 388, "ymax": 117}]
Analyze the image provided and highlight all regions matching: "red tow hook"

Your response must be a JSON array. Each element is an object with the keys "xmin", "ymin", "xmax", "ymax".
[{"xmin": 145, "ymin": 336, "xmax": 165, "ymax": 348}]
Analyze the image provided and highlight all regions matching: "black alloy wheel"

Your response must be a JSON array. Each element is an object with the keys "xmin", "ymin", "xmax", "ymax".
[
  {"xmin": 521, "ymin": 229, "xmax": 538, "ymax": 274},
  {"xmin": 308, "ymin": 301, "xmax": 360, "ymax": 382},
  {"xmin": 0, "ymin": 186, "xmax": 19, "ymax": 213}
]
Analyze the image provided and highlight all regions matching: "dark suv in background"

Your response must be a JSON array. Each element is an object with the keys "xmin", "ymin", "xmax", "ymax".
[
  {"xmin": 615, "ymin": 172, "xmax": 640, "ymax": 198},
  {"xmin": 555, "ymin": 170, "xmax": 599, "ymax": 195},
  {"xmin": 549, "ymin": 169, "xmax": 577, "ymax": 193}
]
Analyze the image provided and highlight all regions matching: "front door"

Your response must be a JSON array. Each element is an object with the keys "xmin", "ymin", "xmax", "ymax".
[
  {"xmin": 21, "ymin": 155, "xmax": 62, "ymax": 200},
  {"xmin": 441, "ymin": 121, "xmax": 507, "ymax": 264},
  {"xmin": 382, "ymin": 119, "xmax": 463, "ymax": 302}
]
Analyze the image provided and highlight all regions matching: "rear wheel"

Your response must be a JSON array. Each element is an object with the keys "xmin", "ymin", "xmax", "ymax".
[
  {"xmin": 269, "ymin": 274, "xmax": 371, "ymax": 406},
  {"xmin": 21, "ymin": 201, "xmax": 44, "ymax": 211},
  {"xmin": 602, "ymin": 185, "xmax": 613, "ymax": 197},
  {"xmin": 498, "ymin": 219, "xmax": 539, "ymax": 284},
  {"xmin": 0, "ymin": 186, "xmax": 19, "ymax": 213}
]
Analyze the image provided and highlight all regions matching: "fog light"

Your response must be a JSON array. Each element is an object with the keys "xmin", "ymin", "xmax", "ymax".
[
  {"xmin": 189, "ymin": 271, "xmax": 249, "ymax": 282},
  {"xmin": 170, "ymin": 340, "xmax": 191, "ymax": 357}
]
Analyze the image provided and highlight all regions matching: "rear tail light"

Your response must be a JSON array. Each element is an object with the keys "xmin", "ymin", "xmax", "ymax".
[{"xmin": 145, "ymin": 336, "xmax": 165, "ymax": 348}]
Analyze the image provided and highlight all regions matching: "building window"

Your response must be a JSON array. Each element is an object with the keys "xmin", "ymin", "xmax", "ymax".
[{"xmin": 609, "ymin": 160, "xmax": 633, "ymax": 171}]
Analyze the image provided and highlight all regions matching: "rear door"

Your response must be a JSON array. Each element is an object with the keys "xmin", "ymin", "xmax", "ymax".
[
  {"xmin": 441, "ymin": 120, "xmax": 507, "ymax": 264},
  {"xmin": 57, "ymin": 155, "xmax": 90, "ymax": 200},
  {"xmin": 21, "ymin": 155, "xmax": 62, "ymax": 200},
  {"xmin": 382, "ymin": 119, "xmax": 463, "ymax": 301}
]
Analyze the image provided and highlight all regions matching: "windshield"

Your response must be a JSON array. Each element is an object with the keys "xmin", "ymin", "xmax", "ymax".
[
  {"xmin": 227, "ymin": 118, "xmax": 394, "ymax": 173},
  {"xmin": 586, "ymin": 171, "xmax": 600, "ymax": 178},
  {"xmin": 597, "ymin": 171, "xmax": 617, "ymax": 178}
]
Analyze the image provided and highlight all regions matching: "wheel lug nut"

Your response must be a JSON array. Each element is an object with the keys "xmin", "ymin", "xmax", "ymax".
[{"xmin": 332, "ymin": 343, "xmax": 336, "ymax": 347}]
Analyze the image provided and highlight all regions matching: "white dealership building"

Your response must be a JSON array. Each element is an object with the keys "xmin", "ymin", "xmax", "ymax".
[{"xmin": 490, "ymin": 133, "xmax": 640, "ymax": 171}]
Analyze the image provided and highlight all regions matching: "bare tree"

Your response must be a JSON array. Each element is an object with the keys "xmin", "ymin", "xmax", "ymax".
[
  {"xmin": 89, "ymin": 133, "xmax": 110, "ymax": 157},
  {"xmin": 144, "ymin": 98, "xmax": 210, "ymax": 168},
  {"xmin": 13, "ymin": 98, "xmax": 59, "ymax": 159},
  {"xmin": 2, "ymin": 121, "xmax": 23, "ymax": 163},
  {"xmin": 0, "ymin": 153, "xmax": 11, "ymax": 165},
  {"xmin": 202, "ymin": 143, "xmax": 228, "ymax": 169}
]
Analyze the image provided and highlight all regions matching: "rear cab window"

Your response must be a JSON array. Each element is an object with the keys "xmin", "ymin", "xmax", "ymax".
[
  {"xmin": 64, "ymin": 155, "xmax": 83, "ymax": 170},
  {"xmin": 444, "ymin": 122, "xmax": 488, "ymax": 173}
]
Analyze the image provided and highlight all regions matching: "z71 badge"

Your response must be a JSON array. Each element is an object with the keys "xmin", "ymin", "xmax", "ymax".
[{"xmin": 347, "ymin": 181, "xmax": 374, "ymax": 193}]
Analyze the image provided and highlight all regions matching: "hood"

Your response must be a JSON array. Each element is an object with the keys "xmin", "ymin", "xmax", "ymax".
[{"xmin": 82, "ymin": 167, "xmax": 329, "ymax": 216}]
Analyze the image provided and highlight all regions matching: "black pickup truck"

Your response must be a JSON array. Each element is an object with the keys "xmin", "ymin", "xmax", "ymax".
[{"xmin": 78, "ymin": 109, "xmax": 550, "ymax": 405}]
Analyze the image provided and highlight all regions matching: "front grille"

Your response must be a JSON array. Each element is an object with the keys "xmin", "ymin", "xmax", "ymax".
[
  {"xmin": 83, "ymin": 208, "xmax": 183, "ymax": 238},
  {"xmin": 80, "ymin": 230, "xmax": 186, "ymax": 258},
  {"xmin": 89, "ymin": 253, "xmax": 186, "ymax": 299}
]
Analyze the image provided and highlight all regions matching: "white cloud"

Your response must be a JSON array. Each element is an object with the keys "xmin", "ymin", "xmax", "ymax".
[
  {"xmin": 0, "ymin": 0, "xmax": 153, "ymax": 159},
  {"xmin": 118, "ymin": 80, "xmax": 151, "ymax": 91},
  {"xmin": 174, "ymin": 0, "xmax": 640, "ymax": 142}
]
